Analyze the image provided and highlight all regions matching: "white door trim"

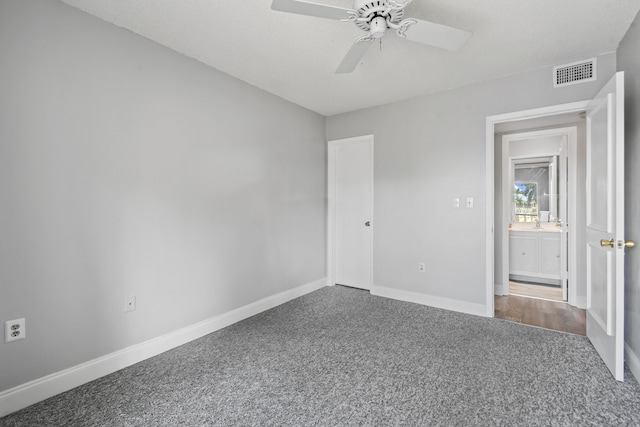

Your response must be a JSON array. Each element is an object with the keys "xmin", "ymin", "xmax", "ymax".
[
  {"xmin": 327, "ymin": 135, "xmax": 374, "ymax": 288},
  {"xmin": 485, "ymin": 101, "xmax": 589, "ymax": 316}
]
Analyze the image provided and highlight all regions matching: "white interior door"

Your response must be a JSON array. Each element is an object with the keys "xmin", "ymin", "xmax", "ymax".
[
  {"xmin": 586, "ymin": 72, "xmax": 627, "ymax": 381},
  {"xmin": 329, "ymin": 136, "xmax": 373, "ymax": 290}
]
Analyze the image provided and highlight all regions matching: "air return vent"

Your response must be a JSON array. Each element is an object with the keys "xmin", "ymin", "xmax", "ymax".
[{"xmin": 553, "ymin": 58, "xmax": 596, "ymax": 87}]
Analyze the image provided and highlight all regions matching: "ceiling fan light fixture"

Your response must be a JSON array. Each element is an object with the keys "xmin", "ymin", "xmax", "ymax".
[
  {"xmin": 370, "ymin": 16, "xmax": 387, "ymax": 38},
  {"xmin": 271, "ymin": 0, "xmax": 471, "ymax": 73}
]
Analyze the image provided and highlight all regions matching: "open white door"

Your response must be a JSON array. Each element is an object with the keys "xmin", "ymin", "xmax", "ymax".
[{"xmin": 586, "ymin": 72, "xmax": 630, "ymax": 381}]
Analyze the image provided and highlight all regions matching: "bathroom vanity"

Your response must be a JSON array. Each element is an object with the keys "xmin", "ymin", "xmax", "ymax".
[{"xmin": 509, "ymin": 226, "xmax": 561, "ymax": 285}]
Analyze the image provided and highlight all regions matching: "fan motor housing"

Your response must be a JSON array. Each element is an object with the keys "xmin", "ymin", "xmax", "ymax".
[
  {"xmin": 353, "ymin": 0, "xmax": 405, "ymax": 32},
  {"xmin": 369, "ymin": 16, "xmax": 387, "ymax": 38}
]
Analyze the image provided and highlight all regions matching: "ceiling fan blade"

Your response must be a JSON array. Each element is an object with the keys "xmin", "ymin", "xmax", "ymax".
[
  {"xmin": 271, "ymin": 0, "xmax": 353, "ymax": 21},
  {"xmin": 403, "ymin": 19, "xmax": 472, "ymax": 51},
  {"xmin": 335, "ymin": 38, "xmax": 374, "ymax": 74}
]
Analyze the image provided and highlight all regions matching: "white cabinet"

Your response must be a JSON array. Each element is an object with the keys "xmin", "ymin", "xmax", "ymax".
[
  {"xmin": 540, "ymin": 236, "xmax": 562, "ymax": 275},
  {"xmin": 509, "ymin": 234, "xmax": 539, "ymax": 275},
  {"xmin": 509, "ymin": 231, "xmax": 561, "ymax": 282}
]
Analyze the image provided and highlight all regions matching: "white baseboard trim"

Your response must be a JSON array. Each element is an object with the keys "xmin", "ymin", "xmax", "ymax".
[
  {"xmin": 0, "ymin": 278, "xmax": 327, "ymax": 418},
  {"xmin": 575, "ymin": 296, "xmax": 587, "ymax": 309},
  {"xmin": 625, "ymin": 342, "xmax": 640, "ymax": 383},
  {"xmin": 371, "ymin": 285, "xmax": 488, "ymax": 317}
]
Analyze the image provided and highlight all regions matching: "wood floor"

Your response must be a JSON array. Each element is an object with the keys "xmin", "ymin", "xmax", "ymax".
[
  {"xmin": 494, "ymin": 294, "xmax": 586, "ymax": 335},
  {"xmin": 509, "ymin": 280, "xmax": 563, "ymax": 301}
]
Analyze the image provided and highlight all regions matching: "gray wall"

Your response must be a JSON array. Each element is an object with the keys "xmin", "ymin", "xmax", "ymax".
[
  {"xmin": 0, "ymin": 1, "xmax": 326, "ymax": 392},
  {"xmin": 327, "ymin": 52, "xmax": 616, "ymax": 307},
  {"xmin": 618, "ymin": 10, "xmax": 640, "ymax": 374}
]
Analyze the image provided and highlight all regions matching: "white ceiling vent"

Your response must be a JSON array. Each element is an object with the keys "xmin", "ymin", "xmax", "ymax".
[{"xmin": 553, "ymin": 58, "xmax": 597, "ymax": 87}]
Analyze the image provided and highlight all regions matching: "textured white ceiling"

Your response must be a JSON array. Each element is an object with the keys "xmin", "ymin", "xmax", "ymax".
[{"xmin": 58, "ymin": 0, "xmax": 640, "ymax": 116}]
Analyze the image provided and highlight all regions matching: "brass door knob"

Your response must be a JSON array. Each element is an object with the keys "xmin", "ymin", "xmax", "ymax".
[
  {"xmin": 600, "ymin": 238, "xmax": 614, "ymax": 248},
  {"xmin": 601, "ymin": 238, "xmax": 635, "ymax": 248}
]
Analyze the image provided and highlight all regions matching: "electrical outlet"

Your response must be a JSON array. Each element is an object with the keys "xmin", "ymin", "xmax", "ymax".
[
  {"xmin": 5, "ymin": 318, "xmax": 26, "ymax": 343},
  {"xmin": 418, "ymin": 262, "xmax": 426, "ymax": 272},
  {"xmin": 124, "ymin": 294, "xmax": 136, "ymax": 313}
]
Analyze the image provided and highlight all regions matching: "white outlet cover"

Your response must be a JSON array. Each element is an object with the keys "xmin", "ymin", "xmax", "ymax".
[{"xmin": 5, "ymin": 318, "xmax": 26, "ymax": 343}]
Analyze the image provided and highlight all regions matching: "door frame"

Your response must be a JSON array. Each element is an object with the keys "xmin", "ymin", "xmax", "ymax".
[
  {"xmin": 500, "ymin": 127, "xmax": 576, "ymax": 303},
  {"xmin": 485, "ymin": 101, "xmax": 588, "ymax": 316},
  {"xmin": 327, "ymin": 134, "xmax": 374, "ymax": 288}
]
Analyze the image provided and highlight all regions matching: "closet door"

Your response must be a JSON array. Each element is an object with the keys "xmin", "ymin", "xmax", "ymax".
[{"xmin": 328, "ymin": 135, "xmax": 373, "ymax": 290}]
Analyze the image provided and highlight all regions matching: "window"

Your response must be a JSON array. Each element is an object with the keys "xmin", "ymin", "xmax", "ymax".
[{"xmin": 514, "ymin": 181, "xmax": 538, "ymax": 222}]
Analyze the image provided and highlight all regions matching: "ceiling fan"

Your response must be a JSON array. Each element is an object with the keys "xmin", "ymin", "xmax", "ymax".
[{"xmin": 271, "ymin": 0, "xmax": 472, "ymax": 74}]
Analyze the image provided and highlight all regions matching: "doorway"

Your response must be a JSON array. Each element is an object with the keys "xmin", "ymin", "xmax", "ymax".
[
  {"xmin": 496, "ymin": 123, "xmax": 585, "ymax": 334},
  {"xmin": 501, "ymin": 128, "xmax": 573, "ymax": 303},
  {"xmin": 485, "ymin": 104, "xmax": 588, "ymax": 335},
  {"xmin": 327, "ymin": 135, "xmax": 374, "ymax": 290}
]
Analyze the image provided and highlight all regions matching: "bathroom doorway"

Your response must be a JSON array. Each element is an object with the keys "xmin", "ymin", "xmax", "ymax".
[
  {"xmin": 493, "ymin": 113, "xmax": 585, "ymax": 308},
  {"xmin": 502, "ymin": 129, "xmax": 571, "ymax": 303},
  {"xmin": 493, "ymin": 115, "xmax": 586, "ymax": 334}
]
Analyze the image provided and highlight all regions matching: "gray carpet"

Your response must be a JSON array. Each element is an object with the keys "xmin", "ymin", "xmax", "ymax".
[{"xmin": 2, "ymin": 285, "xmax": 640, "ymax": 426}]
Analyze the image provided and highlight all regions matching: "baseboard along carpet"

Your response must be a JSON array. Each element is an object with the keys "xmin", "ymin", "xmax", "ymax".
[{"xmin": 2, "ymin": 285, "xmax": 639, "ymax": 426}]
